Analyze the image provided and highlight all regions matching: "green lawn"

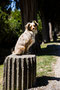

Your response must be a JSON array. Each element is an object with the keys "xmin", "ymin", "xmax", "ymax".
[
  {"xmin": 37, "ymin": 43, "xmax": 57, "ymax": 76},
  {"xmin": 0, "ymin": 65, "xmax": 3, "ymax": 90},
  {"xmin": 37, "ymin": 55, "xmax": 56, "ymax": 76},
  {"xmin": 36, "ymin": 43, "xmax": 57, "ymax": 76}
]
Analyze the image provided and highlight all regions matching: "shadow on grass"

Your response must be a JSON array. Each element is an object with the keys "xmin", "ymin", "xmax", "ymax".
[
  {"xmin": 37, "ymin": 44, "xmax": 60, "ymax": 56},
  {"xmin": 34, "ymin": 76, "xmax": 60, "ymax": 87},
  {"xmin": 34, "ymin": 44, "xmax": 60, "ymax": 88}
]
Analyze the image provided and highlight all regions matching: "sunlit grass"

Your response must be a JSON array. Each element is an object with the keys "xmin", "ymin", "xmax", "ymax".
[
  {"xmin": 41, "ymin": 42, "xmax": 58, "ymax": 49},
  {"xmin": 36, "ymin": 55, "xmax": 56, "ymax": 77},
  {"xmin": 0, "ymin": 65, "xmax": 3, "ymax": 90},
  {"xmin": 36, "ymin": 43, "xmax": 57, "ymax": 77}
]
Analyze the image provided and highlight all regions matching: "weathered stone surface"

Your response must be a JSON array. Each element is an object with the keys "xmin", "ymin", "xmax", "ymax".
[{"xmin": 3, "ymin": 54, "xmax": 36, "ymax": 90}]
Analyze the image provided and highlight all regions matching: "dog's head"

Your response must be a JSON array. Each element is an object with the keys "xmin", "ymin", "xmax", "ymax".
[{"xmin": 25, "ymin": 21, "xmax": 38, "ymax": 33}]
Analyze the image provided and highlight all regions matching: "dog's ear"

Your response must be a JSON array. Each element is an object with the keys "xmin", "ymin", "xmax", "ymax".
[
  {"xmin": 33, "ymin": 20, "xmax": 39, "ymax": 26},
  {"xmin": 28, "ymin": 23, "xmax": 31, "ymax": 30},
  {"xmin": 25, "ymin": 23, "xmax": 31, "ymax": 30}
]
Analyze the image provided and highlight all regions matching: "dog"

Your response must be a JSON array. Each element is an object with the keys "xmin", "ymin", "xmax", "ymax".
[{"xmin": 12, "ymin": 20, "xmax": 38, "ymax": 55}]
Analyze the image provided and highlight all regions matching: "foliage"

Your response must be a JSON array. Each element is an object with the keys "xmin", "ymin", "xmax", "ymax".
[
  {"xmin": 8, "ymin": 9, "xmax": 22, "ymax": 37},
  {"xmin": 37, "ymin": 13, "xmax": 42, "ymax": 32},
  {"xmin": 0, "ymin": 8, "xmax": 9, "ymax": 44},
  {"xmin": 0, "ymin": 65, "xmax": 3, "ymax": 90},
  {"xmin": 9, "ymin": 10, "xmax": 22, "ymax": 37},
  {"xmin": 0, "ymin": 8, "xmax": 22, "ymax": 48}
]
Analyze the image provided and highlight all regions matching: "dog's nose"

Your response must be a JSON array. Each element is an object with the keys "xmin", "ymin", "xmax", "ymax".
[{"xmin": 33, "ymin": 27, "xmax": 35, "ymax": 29}]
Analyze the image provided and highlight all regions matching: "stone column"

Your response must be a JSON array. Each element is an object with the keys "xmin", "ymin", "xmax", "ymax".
[{"xmin": 3, "ymin": 54, "xmax": 36, "ymax": 90}]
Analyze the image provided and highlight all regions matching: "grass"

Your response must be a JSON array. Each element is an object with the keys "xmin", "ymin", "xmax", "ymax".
[
  {"xmin": 36, "ymin": 43, "xmax": 57, "ymax": 77},
  {"xmin": 37, "ymin": 55, "xmax": 56, "ymax": 76},
  {"xmin": 0, "ymin": 65, "xmax": 3, "ymax": 90}
]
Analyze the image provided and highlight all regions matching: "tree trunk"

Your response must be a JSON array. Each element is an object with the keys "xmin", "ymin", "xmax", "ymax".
[
  {"xmin": 52, "ymin": 23, "xmax": 57, "ymax": 42},
  {"xmin": 41, "ymin": 16, "xmax": 50, "ymax": 43},
  {"xmin": 20, "ymin": 0, "xmax": 37, "ymax": 30},
  {"xmin": 49, "ymin": 22, "xmax": 53, "ymax": 41}
]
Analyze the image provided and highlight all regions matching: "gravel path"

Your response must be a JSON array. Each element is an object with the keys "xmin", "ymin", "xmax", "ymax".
[{"xmin": 29, "ymin": 43, "xmax": 60, "ymax": 90}]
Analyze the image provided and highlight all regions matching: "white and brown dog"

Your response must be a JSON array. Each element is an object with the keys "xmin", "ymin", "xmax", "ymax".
[{"xmin": 12, "ymin": 20, "xmax": 38, "ymax": 55}]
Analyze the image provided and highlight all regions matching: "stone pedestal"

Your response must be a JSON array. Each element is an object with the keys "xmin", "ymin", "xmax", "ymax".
[{"xmin": 3, "ymin": 54, "xmax": 36, "ymax": 90}]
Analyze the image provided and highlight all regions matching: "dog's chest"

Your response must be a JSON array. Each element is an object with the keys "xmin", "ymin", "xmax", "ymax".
[
  {"xmin": 31, "ymin": 35, "xmax": 35, "ymax": 44},
  {"xmin": 17, "ymin": 31, "xmax": 35, "ymax": 47},
  {"xmin": 24, "ymin": 31, "xmax": 35, "ymax": 48},
  {"xmin": 25, "ymin": 30, "xmax": 35, "ymax": 44}
]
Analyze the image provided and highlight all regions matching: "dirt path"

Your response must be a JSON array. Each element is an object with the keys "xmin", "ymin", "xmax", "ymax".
[
  {"xmin": 41, "ymin": 56, "xmax": 60, "ymax": 90},
  {"xmin": 29, "ymin": 43, "xmax": 60, "ymax": 90}
]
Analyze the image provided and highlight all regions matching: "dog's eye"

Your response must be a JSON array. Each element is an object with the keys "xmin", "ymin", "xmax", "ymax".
[{"xmin": 35, "ymin": 23, "xmax": 37, "ymax": 26}]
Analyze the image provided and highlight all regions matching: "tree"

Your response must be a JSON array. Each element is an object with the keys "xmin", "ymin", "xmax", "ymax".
[
  {"xmin": 0, "ymin": 8, "xmax": 22, "ymax": 48},
  {"xmin": 0, "ymin": 0, "xmax": 11, "ymax": 12}
]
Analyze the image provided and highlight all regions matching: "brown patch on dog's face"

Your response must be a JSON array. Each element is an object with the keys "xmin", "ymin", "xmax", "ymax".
[
  {"xmin": 25, "ymin": 21, "xmax": 38, "ymax": 31},
  {"xmin": 30, "ymin": 24, "xmax": 35, "ymax": 31},
  {"xmin": 30, "ymin": 21, "xmax": 38, "ymax": 31},
  {"xmin": 25, "ymin": 23, "xmax": 31, "ymax": 30}
]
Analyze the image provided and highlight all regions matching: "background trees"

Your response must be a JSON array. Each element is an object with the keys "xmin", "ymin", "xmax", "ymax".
[{"xmin": 0, "ymin": 8, "xmax": 22, "ymax": 48}]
